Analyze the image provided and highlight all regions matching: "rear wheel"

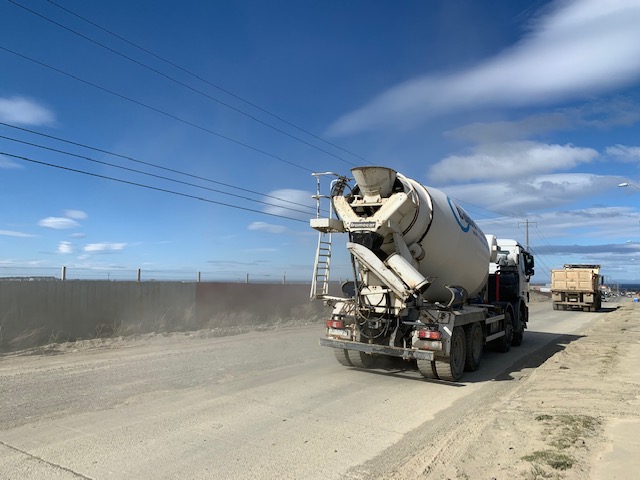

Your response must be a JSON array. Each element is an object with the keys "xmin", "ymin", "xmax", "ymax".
[
  {"xmin": 333, "ymin": 349, "xmax": 353, "ymax": 366},
  {"xmin": 347, "ymin": 350, "xmax": 378, "ymax": 368},
  {"xmin": 495, "ymin": 310, "xmax": 513, "ymax": 353},
  {"xmin": 464, "ymin": 323, "xmax": 483, "ymax": 372},
  {"xmin": 417, "ymin": 359, "xmax": 438, "ymax": 379},
  {"xmin": 434, "ymin": 327, "xmax": 466, "ymax": 382},
  {"xmin": 512, "ymin": 312, "xmax": 524, "ymax": 347}
]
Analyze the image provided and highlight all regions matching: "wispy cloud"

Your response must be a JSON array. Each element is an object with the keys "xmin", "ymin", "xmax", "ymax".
[
  {"xmin": 242, "ymin": 247, "xmax": 278, "ymax": 253},
  {"xmin": 0, "ymin": 229, "xmax": 37, "ymax": 238},
  {"xmin": 38, "ymin": 217, "xmax": 80, "ymax": 229},
  {"xmin": 478, "ymin": 205, "xmax": 639, "ymax": 240},
  {"xmin": 207, "ymin": 259, "xmax": 270, "ymax": 267},
  {"xmin": 0, "ymin": 154, "xmax": 24, "ymax": 169},
  {"xmin": 428, "ymin": 142, "xmax": 598, "ymax": 184},
  {"xmin": 248, "ymin": 221, "xmax": 287, "ymax": 234},
  {"xmin": 446, "ymin": 99, "xmax": 640, "ymax": 143},
  {"xmin": 533, "ymin": 242, "xmax": 640, "ymax": 255},
  {"xmin": 446, "ymin": 113, "xmax": 572, "ymax": 144},
  {"xmin": 57, "ymin": 241, "xmax": 74, "ymax": 254},
  {"xmin": 263, "ymin": 189, "xmax": 315, "ymax": 220},
  {"xmin": 64, "ymin": 209, "xmax": 88, "ymax": 220},
  {"xmin": 328, "ymin": 0, "xmax": 640, "ymax": 135},
  {"xmin": 606, "ymin": 144, "xmax": 640, "ymax": 162},
  {"xmin": 446, "ymin": 173, "xmax": 623, "ymax": 216},
  {"xmin": 0, "ymin": 96, "xmax": 55, "ymax": 126},
  {"xmin": 84, "ymin": 243, "xmax": 127, "ymax": 253}
]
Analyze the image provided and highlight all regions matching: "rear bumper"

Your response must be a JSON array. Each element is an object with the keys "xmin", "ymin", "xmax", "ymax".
[{"xmin": 319, "ymin": 337, "xmax": 434, "ymax": 361}]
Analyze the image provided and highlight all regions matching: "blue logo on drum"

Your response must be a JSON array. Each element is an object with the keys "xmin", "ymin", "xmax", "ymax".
[{"xmin": 447, "ymin": 197, "xmax": 471, "ymax": 233}]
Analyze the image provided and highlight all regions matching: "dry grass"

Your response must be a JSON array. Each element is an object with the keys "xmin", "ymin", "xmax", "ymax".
[
  {"xmin": 523, "ymin": 450, "xmax": 574, "ymax": 471},
  {"xmin": 523, "ymin": 413, "xmax": 601, "ymax": 472}
]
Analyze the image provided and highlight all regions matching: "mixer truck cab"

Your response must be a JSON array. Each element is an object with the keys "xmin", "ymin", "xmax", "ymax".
[
  {"xmin": 487, "ymin": 239, "xmax": 535, "ymax": 347},
  {"xmin": 310, "ymin": 166, "xmax": 534, "ymax": 382}
]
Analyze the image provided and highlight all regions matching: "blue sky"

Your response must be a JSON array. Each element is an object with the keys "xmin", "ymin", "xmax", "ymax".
[{"xmin": 1, "ymin": 0, "xmax": 640, "ymax": 284}]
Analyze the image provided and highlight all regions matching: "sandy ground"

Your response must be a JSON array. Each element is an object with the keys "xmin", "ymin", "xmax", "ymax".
[
  {"xmin": 1, "ymin": 295, "xmax": 637, "ymax": 479},
  {"xmin": 383, "ymin": 298, "xmax": 640, "ymax": 480}
]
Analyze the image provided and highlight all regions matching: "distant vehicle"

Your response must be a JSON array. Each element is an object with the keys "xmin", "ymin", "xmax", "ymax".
[{"xmin": 551, "ymin": 264, "xmax": 602, "ymax": 312}]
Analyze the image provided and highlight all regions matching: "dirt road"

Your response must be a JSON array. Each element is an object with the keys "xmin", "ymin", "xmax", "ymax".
[{"xmin": 1, "ymin": 299, "xmax": 638, "ymax": 479}]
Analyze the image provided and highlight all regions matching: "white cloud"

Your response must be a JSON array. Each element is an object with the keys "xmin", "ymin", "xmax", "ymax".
[
  {"xmin": 444, "ymin": 173, "xmax": 621, "ymax": 216},
  {"xmin": 428, "ymin": 142, "xmax": 598, "ymax": 183},
  {"xmin": 248, "ymin": 222, "xmax": 287, "ymax": 234},
  {"xmin": 263, "ymin": 189, "xmax": 316, "ymax": 221},
  {"xmin": 606, "ymin": 144, "xmax": 640, "ymax": 162},
  {"xmin": 84, "ymin": 243, "xmax": 127, "ymax": 253},
  {"xmin": 57, "ymin": 241, "xmax": 74, "ymax": 254},
  {"xmin": 0, "ymin": 154, "xmax": 24, "ymax": 169},
  {"xmin": 0, "ymin": 96, "xmax": 55, "ymax": 126},
  {"xmin": 328, "ymin": 0, "xmax": 640, "ymax": 135},
  {"xmin": 38, "ymin": 217, "xmax": 80, "ymax": 229},
  {"xmin": 70, "ymin": 232, "xmax": 87, "ymax": 239},
  {"xmin": 0, "ymin": 229, "xmax": 37, "ymax": 238},
  {"xmin": 64, "ymin": 209, "xmax": 88, "ymax": 220}
]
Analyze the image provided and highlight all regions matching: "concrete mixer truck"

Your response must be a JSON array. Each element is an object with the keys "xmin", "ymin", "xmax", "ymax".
[{"xmin": 310, "ymin": 167, "xmax": 534, "ymax": 381}]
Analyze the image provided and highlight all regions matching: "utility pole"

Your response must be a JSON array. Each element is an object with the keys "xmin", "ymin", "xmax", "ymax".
[{"xmin": 518, "ymin": 219, "xmax": 537, "ymax": 250}]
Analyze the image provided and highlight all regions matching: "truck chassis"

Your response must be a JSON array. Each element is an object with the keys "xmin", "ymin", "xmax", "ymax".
[{"xmin": 319, "ymin": 302, "xmax": 514, "ymax": 382}]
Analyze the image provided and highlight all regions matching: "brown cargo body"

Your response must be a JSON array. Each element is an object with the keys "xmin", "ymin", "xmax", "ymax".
[{"xmin": 551, "ymin": 264, "xmax": 602, "ymax": 312}]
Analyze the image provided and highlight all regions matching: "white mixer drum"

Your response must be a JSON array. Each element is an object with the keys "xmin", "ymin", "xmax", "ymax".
[{"xmin": 352, "ymin": 167, "xmax": 490, "ymax": 302}]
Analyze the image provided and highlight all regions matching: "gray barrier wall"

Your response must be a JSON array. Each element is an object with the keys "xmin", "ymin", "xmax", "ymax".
[{"xmin": 0, "ymin": 281, "xmax": 326, "ymax": 352}]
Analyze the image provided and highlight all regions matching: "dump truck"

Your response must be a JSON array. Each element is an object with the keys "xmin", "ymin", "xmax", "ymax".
[
  {"xmin": 310, "ymin": 166, "xmax": 534, "ymax": 381},
  {"xmin": 551, "ymin": 264, "xmax": 602, "ymax": 312}
]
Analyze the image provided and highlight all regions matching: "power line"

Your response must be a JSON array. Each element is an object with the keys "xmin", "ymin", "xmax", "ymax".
[
  {"xmin": 533, "ymin": 226, "xmax": 568, "ymax": 265},
  {"xmin": 43, "ymin": 0, "xmax": 367, "ymax": 163},
  {"xmin": 9, "ymin": 0, "xmax": 360, "ymax": 167},
  {"xmin": 0, "ymin": 134, "xmax": 317, "ymax": 217},
  {"xmin": 1, "ymin": 151, "xmax": 307, "ymax": 224},
  {"xmin": 451, "ymin": 196, "xmax": 526, "ymax": 220},
  {"xmin": 0, "ymin": 121, "xmax": 319, "ymax": 214},
  {"xmin": 0, "ymin": 45, "xmax": 313, "ymax": 173},
  {"xmin": 527, "ymin": 245, "xmax": 552, "ymax": 280}
]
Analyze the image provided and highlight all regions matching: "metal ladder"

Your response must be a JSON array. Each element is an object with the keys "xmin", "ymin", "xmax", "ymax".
[
  {"xmin": 312, "ymin": 234, "xmax": 332, "ymax": 299},
  {"xmin": 310, "ymin": 172, "xmax": 349, "ymax": 300}
]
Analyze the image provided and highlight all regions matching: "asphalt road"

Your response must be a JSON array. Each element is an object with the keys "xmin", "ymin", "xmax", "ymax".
[{"xmin": 0, "ymin": 301, "xmax": 608, "ymax": 479}]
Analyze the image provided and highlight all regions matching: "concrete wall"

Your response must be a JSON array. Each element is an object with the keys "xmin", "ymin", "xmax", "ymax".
[
  {"xmin": 196, "ymin": 283, "xmax": 315, "ymax": 327},
  {"xmin": 0, "ymin": 281, "xmax": 325, "ymax": 352}
]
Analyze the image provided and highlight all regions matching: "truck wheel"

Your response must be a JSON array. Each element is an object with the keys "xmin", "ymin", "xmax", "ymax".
[
  {"xmin": 347, "ymin": 350, "xmax": 378, "ymax": 368},
  {"xmin": 333, "ymin": 349, "xmax": 353, "ymax": 366},
  {"xmin": 435, "ymin": 327, "xmax": 466, "ymax": 382},
  {"xmin": 417, "ymin": 359, "xmax": 438, "ymax": 379},
  {"xmin": 496, "ymin": 311, "xmax": 513, "ymax": 353},
  {"xmin": 464, "ymin": 323, "xmax": 483, "ymax": 372},
  {"xmin": 512, "ymin": 319, "xmax": 524, "ymax": 347}
]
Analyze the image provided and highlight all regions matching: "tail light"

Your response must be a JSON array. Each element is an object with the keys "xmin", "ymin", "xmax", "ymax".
[
  {"xmin": 418, "ymin": 329, "xmax": 441, "ymax": 340},
  {"xmin": 326, "ymin": 320, "xmax": 345, "ymax": 329}
]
